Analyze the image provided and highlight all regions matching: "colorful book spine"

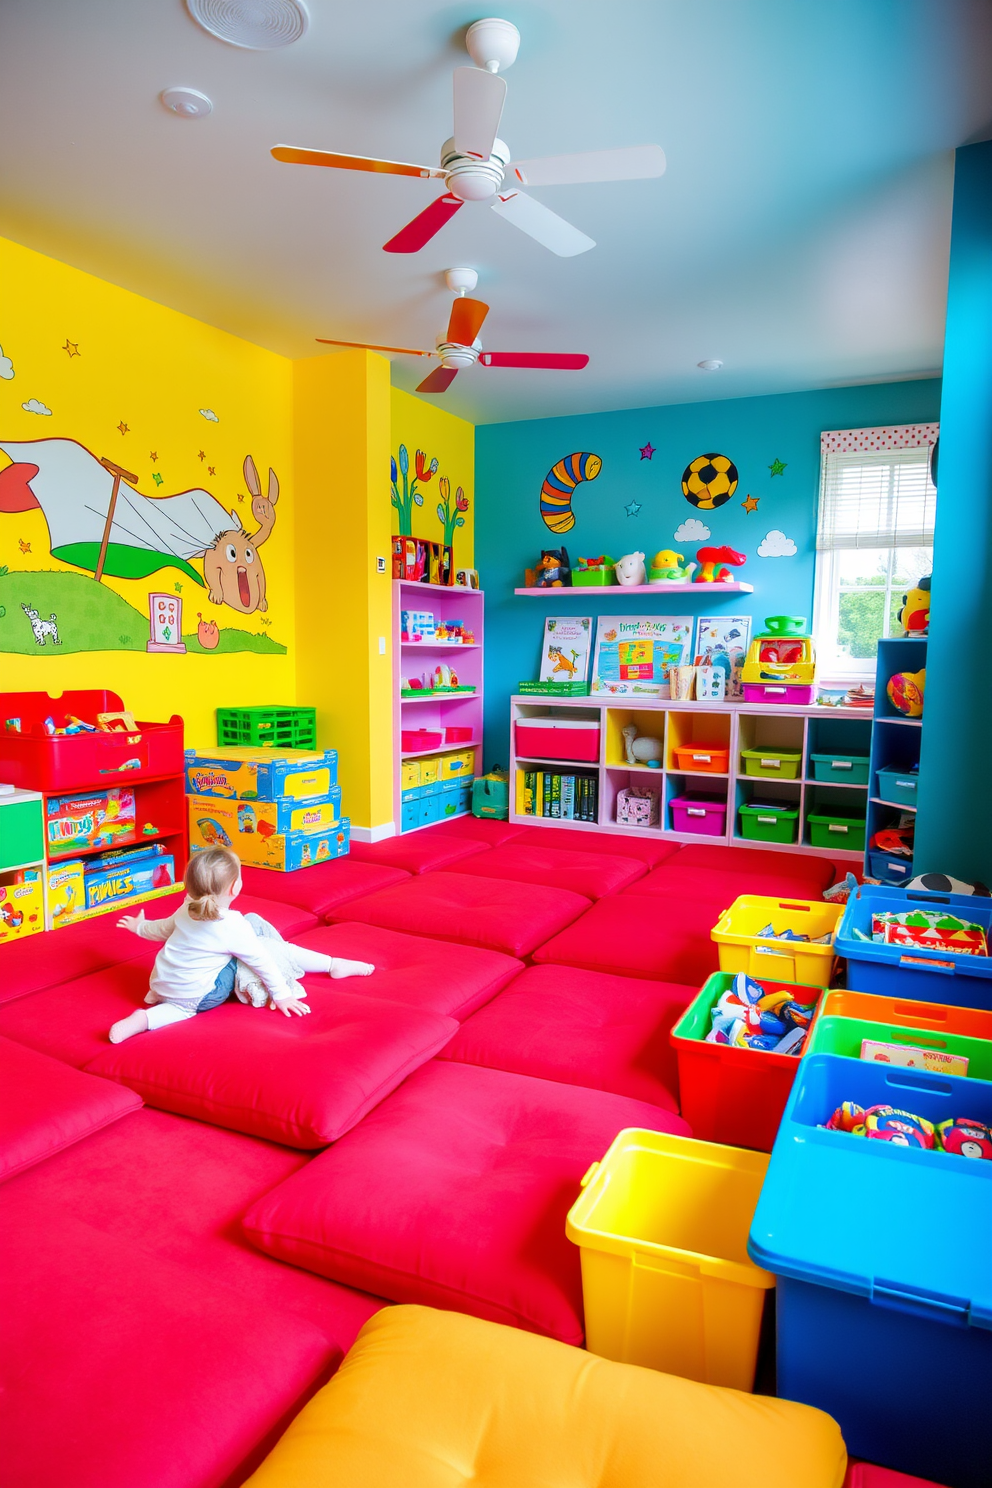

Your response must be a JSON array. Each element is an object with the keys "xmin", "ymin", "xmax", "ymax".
[
  {"xmin": 542, "ymin": 773, "xmax": 551, "ymax": 817},
  {"xmin": 550, "ymin": 774, "xmax": 562, "ymax": 818},
  {"xmin": 524, "ymin": 772, "xmax": 536, "ymax": 815},
  {"xmin": 561, "ymin": 775, "xmax": 575, "ymax": 820}
]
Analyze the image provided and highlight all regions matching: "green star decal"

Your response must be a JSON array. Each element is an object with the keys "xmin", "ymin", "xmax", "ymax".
[{"xmin": 768, "ymin": 457, "xmax": 787, "ymax": 477}]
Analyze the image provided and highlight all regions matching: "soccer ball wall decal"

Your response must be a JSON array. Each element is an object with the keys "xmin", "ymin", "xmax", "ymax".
[{"xmin": 681, "ymin": 453, "xmax": 739, "ymax": 510}]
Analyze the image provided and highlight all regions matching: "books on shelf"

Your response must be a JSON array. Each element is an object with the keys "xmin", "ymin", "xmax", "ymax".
[
  {"xmin": 539, "ymin": 616, "xmax": 593, "ymax": 684},
  {"xmin": 515, "ymin": 768, "xmax": 599, "ymax": 822}
]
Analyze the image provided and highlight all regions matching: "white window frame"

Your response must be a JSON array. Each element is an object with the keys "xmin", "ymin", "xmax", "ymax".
[{"xmin": 812, "ymin": 424, "xmax": 938, "ymax": 683}]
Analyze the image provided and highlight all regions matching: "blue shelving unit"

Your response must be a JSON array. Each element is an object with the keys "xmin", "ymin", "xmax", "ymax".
[{"xmin": 865, "ymin": 636, "xmax": 927, "ymax": 883}]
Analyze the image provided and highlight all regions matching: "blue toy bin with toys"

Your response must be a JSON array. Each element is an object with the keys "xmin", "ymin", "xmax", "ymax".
[
  {"xmin": 865, "ymin": 849, "xmax": 913, "ymax": 886},
  {"xmin": 836, "ymin": 885, "xmax": 992, "ymax": 1010},
  {"xmin": 748, "ymin": 1053, "xmax": 992, "ymax": 1488}
]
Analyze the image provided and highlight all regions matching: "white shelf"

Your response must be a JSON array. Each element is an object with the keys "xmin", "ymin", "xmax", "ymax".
[
  {"xmin": 397, "ymin": 579, "xmax": 484, "ymax": 595},
  {"xmin": 871, "ymin": 797, "xmax": 918, "ymax": 811},
  {"xmin": 514, "ymin": 583, "xmax": 754, "ymax": 596}
]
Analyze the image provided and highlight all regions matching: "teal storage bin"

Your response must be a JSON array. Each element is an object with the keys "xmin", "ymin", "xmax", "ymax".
[
  {"xmin": 749, "ymin": 1053, "xmax": 992, "ymax": 1487},
  {"xmin": 472, "ymin": 773, "xmax": 509, "ymax": 821},
  {"xmin": 876, "ymin": 767, "xmax": 919, "ymax": 807},
  {"xmin": 401, "ymin": 799, "xmax": 419, "ymax": 832},
  {"xmin": 808, "ymin": 752, "xmax": 870, "ymax": 786}
]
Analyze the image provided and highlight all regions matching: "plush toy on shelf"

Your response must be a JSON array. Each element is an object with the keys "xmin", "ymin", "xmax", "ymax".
[
  {"xmin": 621, "ymin": 724, "xmax": 663, "ymax": 768},
  {"xmin": 648, "ymin": 549, "xmax": 696, "ymax": 583},
  {"xmin": 694, "ymin": 545, "xmax": 746, "ymax": 582},
  {"xmin": 886, "ymin": 668, "xmax": 926, "ymax": 717},
  {"xmin": 898, "ymin": 575, "xmax": 931, "ymax": 635},
  {"xmin": 525, "ymin": 547, "xmax": 572, "ymax": 588},
  {"xmin": 614, "ymin": 551, "xmax": 647, "ymax": 587}
]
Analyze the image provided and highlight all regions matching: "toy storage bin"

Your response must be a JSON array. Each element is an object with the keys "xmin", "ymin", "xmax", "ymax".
[
  {"xmin": 216, "ymin": 706, "xmax": 317, "ymax": 751},
  {"xmin": 809, "ymin": 752, "xmax": 870, "ymax": 785},
  {"xmin": 737, "ymin": 802, "xmax": 799, "ymax": 845},
  {"xmin": 742, "ymin": 682, "xmax": 816, "ymax": 705},
  {"xmin": 816, "ymin": 987, "xmax": 992, "ymax": 1043},
  {"xmin": 472, "ymin": 773, "xmax": 509, "ymax": 820},
  {"xmin": 438, "ymin": 748, "xmax": 476, "ymax": 780},
  {"xmin": 837, "ymin": 885, "xmax": 992, "ymax": 1009},
  {"xmin": 805, "ymin": 1008, "xmax": 992, "ymax": 1079},
  {"xmin": 669, "ymin": 793, "xmax": 727, "ymax": 837},
  {"xmin": 671, "ymin": 745, "xmax": 729, "ymax": 774},
  {"xmin": 0, "ymin": 690, "xmax": 184, "ymax": 792},
  {"xmin": 866, "ymin": 848, "xmax": 913, "ymax": 884},
  {"xmin": 0, "ymin": 789, "xmax": 44, "ymax": 870},
  {"xmin": 514, "ymin": 717, "xmax": 600, "ymax": 763},
  {"xmin": 712, "ymin": 896, "xmax": 842, "ymax": 988},
  {"xmin": 566, "ymin": 1129, "xmax": 773, "ymax": 1390},
  {"xmin": 806, "ymin": 811, "xmax": 866, "ymax": 852},
  {"xmin": 875, "ymin": 767, "xmax": 919, "ymax": 807},
  {"xmin": 671, "ymin": 972, "xmax": 819, "ymax": 1150},
  {"xmin": 443, "ymin": 726, "xmax": 473, "ymax": 744},
  {"xmin": 402, "ymin": 730, "xmax": 443, "ymax": 753},
  {"xmin": 749, "ymin": 1054, "xmax": 992, "ymax": 1488},
  {"xmin": 739, "ymin": 746, "xmax": 802, "ymax": 779}
]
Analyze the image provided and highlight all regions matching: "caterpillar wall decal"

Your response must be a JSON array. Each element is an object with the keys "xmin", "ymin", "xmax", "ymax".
[{"xmin": 540, "ymin": 451, "xmax": 602, "ymax": 533}]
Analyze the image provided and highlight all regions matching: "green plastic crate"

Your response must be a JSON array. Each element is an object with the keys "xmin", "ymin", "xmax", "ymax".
[
  {"xmin": 806, "ymin": 811, "xmax": 866, "ymax": 852},
  {"xmin": 806, "ymin": 1013, "xmax": 992, "ymax": 1080},
  {"xmin": 740, "ymin": 747, "xmax": 802, "ymax": 779},
  {"xmin": 516, "ymin": 680, "xmax": 590, "ymax": 696},
  {"xmin": 216, "ymin": 706, "xmax": 317, "ymax": 751},
  {"xmin": 738, "ymin": 802, "xmax": 799, "ymax": 844}
]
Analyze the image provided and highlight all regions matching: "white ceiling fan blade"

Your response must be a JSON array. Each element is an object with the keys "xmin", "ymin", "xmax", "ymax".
[
  {"xmin": 490, "ymin": 190, "xmax": 595, "ymax": 257},
  {"xmin": 508, "ymin": 144, "xmax": 666, "ymax": 187},
  {"xmin": 452, "ymin": 68, "xmax": 506, "ymax": 160}
]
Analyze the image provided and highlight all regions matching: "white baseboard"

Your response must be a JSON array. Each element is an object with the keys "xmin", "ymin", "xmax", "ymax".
[{"xmin": 349, "ymin": 821, "xmax": 396, "ymax": 844}]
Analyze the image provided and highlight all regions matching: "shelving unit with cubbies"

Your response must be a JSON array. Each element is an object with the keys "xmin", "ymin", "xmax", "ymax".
[
  {"xmin": 0, "ymin": 787, "xmax": 46, "ymax": 945},
  {"xmin": 864, "ymin": 636, "xmax": 927, "ymax": 884},
  {"xmin": 393, "ymin": 579, "xmax": 484, "ymax": 833}
]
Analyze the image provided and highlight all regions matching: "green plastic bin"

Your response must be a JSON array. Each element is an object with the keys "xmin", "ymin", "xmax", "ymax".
[
  {"xmin": 805, "ymin": 1013, "xmax": 992, "ymax": 1081},
  {"xmin": 738, "ymin": 802, "xmax": 799, "ymax": 844},
  {"xmin": 0, "ymin": 790, "xmax": 44, "ymax": 870},
  {"xmin": 740, "ymin": 747, "xmax": 802, "ymax": 779},
  {"xmin": 217, "ymin": 706, "xmax": 317, "ymax": 750},
  {"xmin": 806, "ymin": 811, "xmax": 866, "ymax": 852},
  {"xmin": 808, "ymin": 752, "xmax": 870, "ymax": 786}
]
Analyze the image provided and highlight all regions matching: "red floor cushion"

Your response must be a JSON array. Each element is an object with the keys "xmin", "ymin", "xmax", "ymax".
[
  {"xmin": 0, "ymin": 1035, "xmax": 141, "ymax": 1181},
  {"xmin": 0, "ymin": 1190, "xmax": 336, "ymax": 1488},
  {"xmin": 511, "ymin": 825, "xmax": 681, "ymax": 867},
  {"xmin": 243, "ymin": 1060, "xmax": 690, "ymax": 1347},
  {"xmin": 348, "ymin": 836, "xmax": 491, "ymax": 874},
  {"xmin": 532, "ymin": 894, "xmax": 723, "ymax": 984},
  {"xmin": 622, "ymin": 864, "xmax": 835, "ymax": 905},
  {"xmin": 291, "ymin": 923, "xmax": 522, "ymax": 1020},
  {"xmin": 239, "ymin": 860, "xmax": 410, "ymax": 918},
  {"xmin": 0, "ymin": 960, "xmax": 187, "ymax": 1068},
  {"xmin": 665, "ymin": 844, "xmax": 836, "ymax": 890},
  {"xmin": 419, "ymin": 815, "xmax": 529, "ymax": 847},
  {"xmin": 845, "ymin": 1468, "xmax": 949, "ymax": 1488},
  {"xmin": 444, "ymin": 842, "xmax": 647, "ymax": 899},
  {"xmin": 439, "ymin": 964, "xmax": 693, "ymax": 1108},
  {"xmin": 327, "ymin": 872, "xmax": 591, "ymax": 958},
  {"xmin": 86, "ymin": 981, "xmax": 457, "ymax": 1149}
]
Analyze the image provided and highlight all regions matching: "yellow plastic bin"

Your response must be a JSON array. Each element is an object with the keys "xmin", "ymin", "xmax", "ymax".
[
  {"xmin": 565, "ymin": 1129, "xmax": 774, "ymax": 1391},
  {"xmin": 711, "ymin": 895, "xmax": 843, "ymax": 988}
]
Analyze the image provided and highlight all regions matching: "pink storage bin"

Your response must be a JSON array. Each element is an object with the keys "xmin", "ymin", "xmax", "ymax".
[
  {"xmin": 742, "ymin": 683, "xmax": 816, "ymax": 705},
  {"xmin": 444, "ymin": 726, "xmax": 473, "ymax": 743},
  {"xmin": 515, "ymin": 717, "xmax": 600, "ymax": 763},
  {"xmin": 669, "ymin": 792, "xmax": 728, "ymax": 836},
  {"xmin": 402, "ymin": 730, "xmax": 443, "ymax": 752}
]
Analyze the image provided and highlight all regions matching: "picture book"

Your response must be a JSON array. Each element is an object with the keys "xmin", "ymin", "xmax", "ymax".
[
  {"xmin": 539, "ymin": 616, "xmax": 593, "ymax": 683},
  {"xmin": 591, "ymin": 615, "xmax": 693, "ymax": 697},
  {"xmin": 859, "ymin": 1038, "xmax": 969, "ymax": 1076},
  {"xmin": 693, "ymin": 615, "xmax": 752, "ymax": 699}
]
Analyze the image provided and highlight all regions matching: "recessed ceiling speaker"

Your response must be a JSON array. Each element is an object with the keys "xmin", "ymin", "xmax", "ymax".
[{"xmin": 185, "ymin": 0, "xmax": 309, "ymax": 49}]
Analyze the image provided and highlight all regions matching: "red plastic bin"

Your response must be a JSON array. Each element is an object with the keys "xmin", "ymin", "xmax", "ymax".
[
  {"xmin": 402, "ymin": 729, "xmax": 443, "ymax": 752},
  {"xmin": 443, "ymin": 726, "xmax": 474, "ymax": 743},
  {"xmin": 514, "ymin": 717, "xmax": 600, "ymax": 763},
  {"xmin": 671, "ymin": 971, "xmax": 821, "ymax": 1151},
  {"xmin": 0, "ymin": 691, "xmax": 184, "ymax": 792}
]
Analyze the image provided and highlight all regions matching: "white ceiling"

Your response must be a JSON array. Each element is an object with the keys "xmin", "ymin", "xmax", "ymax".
[{"xmin": 2, "ymin": 0, "xmax": 991, "ymax": 424}]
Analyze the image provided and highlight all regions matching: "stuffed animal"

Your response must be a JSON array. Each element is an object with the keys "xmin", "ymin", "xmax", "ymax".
[
  {"xmin": 614, "ymin": 551, "xmax": 647, "ymax": 587},
  {"xmin": 864, "ymin": 1105, "xmax": 935, "ymax": 1148},
  {"xmin": 694, "ymin": 545, "xmax": 746, "ymax": 582},
  {"xmin": 526, "ymin": 547, "xmax": 571, "ymax": 588},
  {"xmin": 649, "ymin": 549, "xmax": 696, "ymax": 583},
  {"xmin": 937, "ymin": 1117, "xmax": 992, "ymax": 1159},
  {"xmin": 898, "ymin": 575, "xmax": 931, "ymax": 636},
  {"xmin": 905, "ymin": 873, "xmax": 991, "ymax": 897},
  {"xmin": 621, "ymin": 724, "xmax": 662, "ymax": 767}
]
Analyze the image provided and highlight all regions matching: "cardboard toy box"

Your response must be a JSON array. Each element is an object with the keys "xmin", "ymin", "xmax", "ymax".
[
  {"xmin": 48, "ymin": 859, "xmax": 85, "ymax": 923},
  {"xmin": 191, "ymin": 812, "xmax": 351, "ymax": 872},
  {"xmin": 81, "ymin": 845, "xmax": 176, "ymax": 912},
  {"xmin": 184, "ymin": 747, "xmax": 338, "ymax": 802},
  {"xmin": 46, "ymin": 788, "xmax": 136, "ymax": 857},
  {"xmin": 187, "ymin": 788, "xmax": 342, "ymax": 842},
  {"xmin": 0, "ymin": 870, "xmax": 44, "ymax": 943}
]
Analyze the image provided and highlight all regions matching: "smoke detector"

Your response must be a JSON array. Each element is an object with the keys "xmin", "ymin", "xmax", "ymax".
[
  {"xmin": 185, "ymin": 0, "xmax": 309, "ymax": 49},
  {"xmin": 161, "ymin": 87, "xmax": 213, "ymax": 118},
  {"xmin": 697, "ymin": 359, "xmax": 724, "ymax": 372}
]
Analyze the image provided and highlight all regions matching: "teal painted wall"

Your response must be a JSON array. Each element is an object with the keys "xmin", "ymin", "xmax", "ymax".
[
  {"xmin": 915, "ymin": 142, "xmax": 992, "ymax": 882},
  {"xmin": 477, "ymin": 379, "xmax": 942, "ymax": 768}
]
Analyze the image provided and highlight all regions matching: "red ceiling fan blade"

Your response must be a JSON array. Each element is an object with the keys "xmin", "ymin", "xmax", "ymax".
[
  {"xmin": 316, "ymin": 338, "xmax": 432, "ymax": 356},
  {"xmin": 384, "ymin": 195, "xmax": 463, "ymax": 254},
  {"xmin": 271, "ymin": 145, "xmax": 442, "ymax": 179},
  {"xmin": 416, "ymin": 366, "xmax": 459, "ymax": 394},
  {"xmin": 479, "ymin": 352, "xmax": 590, "ymax": 369},
  {"xmin": 447, "ymin": 296, "xmax": 489, "ymax": 345}
]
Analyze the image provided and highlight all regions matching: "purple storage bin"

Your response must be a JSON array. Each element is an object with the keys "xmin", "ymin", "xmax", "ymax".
[
  {"xmin": 669, "ymin": 792, "xmax": 728, "ymax": 836},
  {"xmin": 742, "ymin": 682, "xmax": 817, "ymax": 705}
]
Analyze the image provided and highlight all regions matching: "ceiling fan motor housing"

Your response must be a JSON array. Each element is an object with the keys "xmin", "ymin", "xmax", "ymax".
[
  {"xmin": 436, "ymin": 337, "xmax": 482, "ymax": 369},
  {"xmin": 440, "ymin": 137, "xmax": 509, "ymax": 201}
]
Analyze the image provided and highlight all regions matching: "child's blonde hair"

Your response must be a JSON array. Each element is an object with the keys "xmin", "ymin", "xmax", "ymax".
[{"xmin": 185, "ymin": 847, "xmax": 240, "ymax": 922}]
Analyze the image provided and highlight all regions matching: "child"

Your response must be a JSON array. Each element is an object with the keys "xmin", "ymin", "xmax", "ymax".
[{"xmin": 108, "ymin": 846, "xmax": 374, "ymax": 1043}]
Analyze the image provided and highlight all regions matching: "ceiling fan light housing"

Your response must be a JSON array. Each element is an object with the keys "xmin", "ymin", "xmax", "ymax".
[
  {"xmin": 440, "ymin": 136, "xmax": 509, "ymax": 200},
  {"xmin": 465, "ymin": 18, "xmax": 520, "ymax": 73},
  {"xmin": 185, "ymin": 0, "xmax": 309, "ymax": 50},
  {"xmin": 436, "ymin": 338, "xmax": 481, "ymax": 369}
]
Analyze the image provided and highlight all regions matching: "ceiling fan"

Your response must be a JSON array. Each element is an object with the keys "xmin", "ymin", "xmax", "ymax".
[
  {"xmin": 317, "ymin": 267, "xmax": 589, "ymax": 394},
  {"xmin": 272, "ymin": 17, "xmax": 666, "ymax": 258}
]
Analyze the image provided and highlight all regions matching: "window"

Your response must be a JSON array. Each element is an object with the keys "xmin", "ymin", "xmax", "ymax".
[{"xmin": 813, "ymin": 424, "xmax": 937, "ymax": 679}]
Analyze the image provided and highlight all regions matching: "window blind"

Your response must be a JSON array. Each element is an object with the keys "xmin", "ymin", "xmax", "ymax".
[{"xmin": 816, "ymin": 428, "xmax": 937, "ymax": 551}]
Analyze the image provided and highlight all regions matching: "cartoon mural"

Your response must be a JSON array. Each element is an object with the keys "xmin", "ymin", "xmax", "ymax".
[
  {"xmin": 540, "ymin": 452, "xmax": 602, "ymax": 533},
  {"xmin": 436, "ymin": 476, "xmax": 469, "ymax": 546},
  {"xmin": 390, "ymin": 386, "xmax": 474, "ymax": 569}
]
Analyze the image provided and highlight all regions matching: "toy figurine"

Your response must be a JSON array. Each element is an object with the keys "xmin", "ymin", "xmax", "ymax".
[
  {"xmin": 898, "ymin": 575, "xmax": 931, "ymax": 636},
  {"xmin": 649, "ymin": 549, "xmax": 696, "ymax": 583},
  {"xmin": 621, "ymin": 724, "xmax": 663, "ymax": 768},
  {"xmin": 526, "ymin": 547, "xmax": 572, "ymax": 588},
  {"xmin": 614, "ymin": 551, "xmax": 647, "ymax": 586},
  {"xmin": 694, "ymin": 545, "xmax": 746, "ymax": 582},
  {"xmin": 886, "ymin": 668, "xmax": 925, "ymax": 718}
]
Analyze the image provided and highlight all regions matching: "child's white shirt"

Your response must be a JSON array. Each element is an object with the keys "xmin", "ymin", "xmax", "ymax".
[{"xmin": 136, "ymin": 900, "xmax": 292, "ymax": 1007}]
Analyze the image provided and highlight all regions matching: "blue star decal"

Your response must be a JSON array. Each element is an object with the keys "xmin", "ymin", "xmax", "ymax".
[{"xmin": 625, "ymin": 500, "xmax": 642, "ymax": 517}]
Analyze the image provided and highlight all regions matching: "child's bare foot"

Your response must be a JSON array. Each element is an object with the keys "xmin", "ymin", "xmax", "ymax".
[
  {"xmin": 329, "ymin": 959, "xmax": 375, "ymax": 979},
  {"xmin": 109, "ymin": 1009, "xmax": 150, "ymax": 1043}
]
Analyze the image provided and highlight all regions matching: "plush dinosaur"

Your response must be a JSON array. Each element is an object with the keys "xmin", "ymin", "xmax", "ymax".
[{"xmin": 695, "ymin": 545, "xmax": 747, "ymax": 582}]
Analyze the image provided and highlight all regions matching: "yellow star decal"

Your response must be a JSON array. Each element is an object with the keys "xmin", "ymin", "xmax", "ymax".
[
  {"xmin": 198, "ymin": 450, "xmax": 206, "ymax": 461},
  {"xmin": 741, "ymin": 493, "xmax": 759, "ymax": 514},
  {"xmin": 207, "ymin": 465, "xmax": 216, "ymax": 476},
  {"xmin": 117, "ymin": 421, "xmax": 130, "ymax": 436},
  {"xmin": 63, "ymin": 339, "xmax": 79, "ymax": 357},
  {"xmin": 149, "ymin": 451, "xmax": 158, "ymax": 461}
]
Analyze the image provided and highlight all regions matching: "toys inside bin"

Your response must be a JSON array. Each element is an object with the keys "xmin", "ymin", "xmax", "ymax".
[
  {"xmin": 46, "ymin": 788, "xmax": 136, "ymax": 857},
  {"xmin": 823, "ymin": 1101, "xmax": 991, "ymax": 1158},
  {"xmin": 741, "ymin": 617, "xmax": 816, "ymax": 704},
  {"xmin": 0, "ymin": 690, "xmax": 184, "ymax": 792},
  {"xmin": 392, "ymin": 535, "xmax": 453, "ymax": 585},
  {"xmin": 707, "ymin": 972, "xmax": 816, "ymax": 1055},
  {"xmin": 856, "ymin": 905, "xmax": 990, "ymax": 957}
]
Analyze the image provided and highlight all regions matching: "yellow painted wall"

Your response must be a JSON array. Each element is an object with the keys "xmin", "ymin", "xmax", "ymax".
[
  {"xmin": 0, "ymin": 236, "xmax": 295, "ymax": 748},
  {"xmin": 390, "ymin": 387, "xmax": 474, "ymax": 571}
]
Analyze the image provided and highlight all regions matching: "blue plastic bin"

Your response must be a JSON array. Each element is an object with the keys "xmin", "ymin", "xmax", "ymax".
[
  {"xmin": 837, "ymin": 885, "xmax": 992, "ymax": 1009},
  {"xmin": 875, "ymin": 766, "xmax": 919, "ymax": 807},
  {"xmin": 749, "ymin": 1052, "xmax": 992, "ymax": 1487},
  {"xmin": 865, "ymin": 849, "xmax": 913, "ymax": 885},
  {"xmin": 809, "ymin": 751, "xmax": 870, "ymax": 786},
  {"xmin": 401, "ymin": 799, "xmax": 419, "ymax": 832}
]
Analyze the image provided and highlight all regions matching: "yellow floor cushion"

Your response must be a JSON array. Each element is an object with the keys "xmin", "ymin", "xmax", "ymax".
[{"xmin": 245, "ymin": 1304, "xmax": 847, "ymax": 1488}]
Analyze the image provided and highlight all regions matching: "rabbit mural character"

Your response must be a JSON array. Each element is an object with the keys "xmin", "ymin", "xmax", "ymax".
[{"xmin": 0, "ymin": 437, "xmax": 278, "ymax": 618}]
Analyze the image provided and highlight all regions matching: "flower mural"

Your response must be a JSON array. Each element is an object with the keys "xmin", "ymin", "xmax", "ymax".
[
  {"xmin": 436, "ymin": 477, "xmax": 469, "ymax": 546},
  {"xmin": 390, "ymin": 444, "xmax": 437, "ymax": 535}
]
